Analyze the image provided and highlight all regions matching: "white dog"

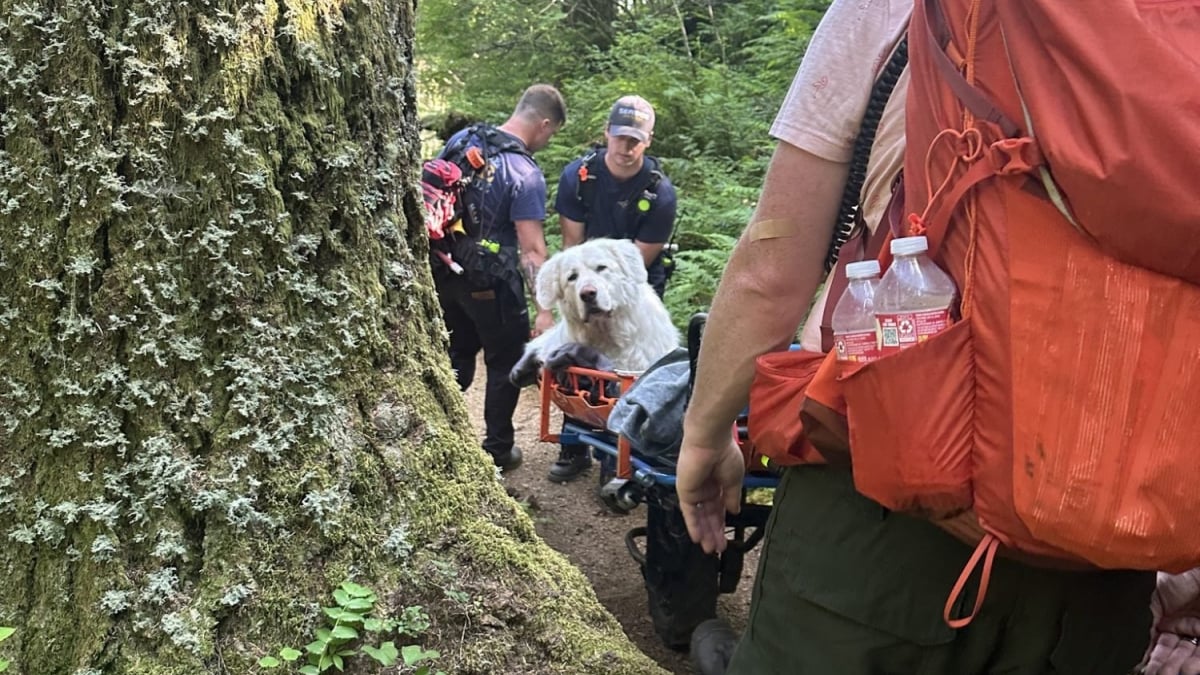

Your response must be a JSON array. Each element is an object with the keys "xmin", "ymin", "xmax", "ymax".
[{"xmin": 510, "ymin": 238, "xmax": 680, "ymax": 385}]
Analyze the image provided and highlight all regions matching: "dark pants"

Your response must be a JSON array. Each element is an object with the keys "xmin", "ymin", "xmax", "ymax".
[
  {"xmin": 729, "ymin": 467, "xmax": 1155, "ymax": 675},
  {"xmin": 437, "ymin": 277, "xmax": 529, "ymax": 459}
]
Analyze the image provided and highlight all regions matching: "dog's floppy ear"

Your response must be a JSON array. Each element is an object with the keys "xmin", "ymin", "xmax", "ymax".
[
  {"xmin": 610, "ymin": 239, "xmax": 648, "ymax": 284},
  {"xmin": 536, "ymin": 254, "xmax": 563, "ymax": 309}
]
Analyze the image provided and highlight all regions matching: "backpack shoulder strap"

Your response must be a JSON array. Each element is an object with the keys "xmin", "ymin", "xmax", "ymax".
[
  {"xmin": 642, "ymin": 155, "xmax": 664, "ymax": 195},
  {"xmin": 574, "ymin": 147, "xmax": 604, "ymax": 219},
  {"xmin": 476, "ymin": 124, "xmax": 533, "ymax": 160},
  {"xmin": 576, "ymin": 150, "xmax": 665, "ymax": 218},
  {"xmin": 630, "ymin": 155, "xmax": 665, "ymax": 223},
  {"xmin": 439, "ymin": 123, "xmax": 483, "ymax": 164},
  {"xmin": 824, "ymin": 34, "xmax": 909, "ymax": 272},
  {"xmin": 637, "ymin": 155, "xmax": 676, "ymax": 253}
]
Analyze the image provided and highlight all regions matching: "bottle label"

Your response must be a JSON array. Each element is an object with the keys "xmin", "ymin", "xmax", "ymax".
[
  {"xmin": 835, "ymin": 329, "xmax": 880, "ymax": 363},
  {"xmin": 876, "ymin": 308, "xmax": 952, "ymax": 355}
]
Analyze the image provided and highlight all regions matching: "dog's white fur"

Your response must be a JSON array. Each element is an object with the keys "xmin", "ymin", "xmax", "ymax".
[{"xmin": 522, "ymin": 238, "xmax": 679, "ymax": 374}]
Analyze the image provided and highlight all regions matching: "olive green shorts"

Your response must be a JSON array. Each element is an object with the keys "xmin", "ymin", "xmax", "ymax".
[{"xmin": 728, "ymin": 466, "xmax": 1154, "ymax": 675}]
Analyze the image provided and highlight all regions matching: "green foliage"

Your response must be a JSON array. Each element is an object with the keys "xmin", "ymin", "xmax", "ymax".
[
  {"xmin": 665, "ymin": 233, "xmax": 738, "ymax": 330},
  {"xmin": 258, "ymin": 582, "xmax": 444, "ymax": 675},
  {"xmin": 416, "ymin": 0, "xmax": 831, "ymax": 319},
  {"xmin": 0, "ymin": 626, "xmax": 13, "ymax": 672}
]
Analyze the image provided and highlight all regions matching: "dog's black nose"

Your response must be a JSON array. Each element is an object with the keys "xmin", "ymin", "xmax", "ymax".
[{"xmin": 579, "ymin": 288, "xmax": 597, "ymax": 304}]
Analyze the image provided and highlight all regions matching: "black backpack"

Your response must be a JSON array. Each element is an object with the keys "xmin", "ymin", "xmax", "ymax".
[{"xmin": 422, "ymin": 124, "xmax": 531, "ymax": 287}]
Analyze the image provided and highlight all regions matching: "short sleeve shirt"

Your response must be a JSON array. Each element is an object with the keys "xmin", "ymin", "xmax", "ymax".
[
  {"xmin": 555, "ymin": 153, "xmax": 677, "ymax": 245},
  {"xmin": 440, "ymin": 127, "xmax": 547, "ymax": 248},
  {"xmin": 770, "ymin": 0, "xmax": 910, "ymax": 352}
]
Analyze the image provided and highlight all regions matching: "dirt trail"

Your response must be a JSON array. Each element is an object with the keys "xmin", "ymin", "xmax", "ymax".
[{"xmin": 463, "ymin": 366, "xmax": 758, "ymax": 674}]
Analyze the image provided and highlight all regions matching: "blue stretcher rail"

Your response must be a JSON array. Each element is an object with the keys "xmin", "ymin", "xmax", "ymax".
[{"xmin": 561, "ymin": 421, "xmax": 780, "ymax": 490}]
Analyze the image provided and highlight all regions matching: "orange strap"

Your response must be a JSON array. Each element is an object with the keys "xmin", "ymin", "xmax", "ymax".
[{"xmin": 943, "ymin": 533, "xmax": 1000, "ymax": 629}]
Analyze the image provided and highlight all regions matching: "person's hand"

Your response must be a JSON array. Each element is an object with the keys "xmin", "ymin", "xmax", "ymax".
[
  {"xmin": 532, "ymin": 309, "xmax": 555, "ymax": 337},
  {"xmin": 1139, "ymin": 569, "xmax": 1200, "ymax": 675},
  {"xmin": 676, "ymin": 430, "xmax": 745, "ymax": 554}
]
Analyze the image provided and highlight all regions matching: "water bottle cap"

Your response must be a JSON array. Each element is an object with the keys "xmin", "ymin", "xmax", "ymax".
[
  {"xmin": 845, "ymin": 260, "xmax": 881, "ymax": 279},
  {"xmin": 890, "ymin": 235, "xmax": 929, "ymax": 256}
]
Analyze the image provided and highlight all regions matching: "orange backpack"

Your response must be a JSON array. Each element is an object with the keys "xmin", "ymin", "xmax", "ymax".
[{"xmin": 797, "ymin": 0, "xmax": 1200, "ymax": 622}]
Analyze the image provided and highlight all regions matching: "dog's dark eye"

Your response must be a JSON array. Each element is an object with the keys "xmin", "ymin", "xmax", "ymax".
[
  {"xmin": 595, "ymin": 265, "xmax": 607, "ymax": 272},
  {"xmin": 567, "ymin": 272, "xmax": 578, "ymax": 282}
]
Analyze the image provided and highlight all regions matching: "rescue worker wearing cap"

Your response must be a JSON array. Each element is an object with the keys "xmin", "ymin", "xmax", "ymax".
[{"xmin": 548, "ymin": 94, "xmax": 679, "ymax": 483}]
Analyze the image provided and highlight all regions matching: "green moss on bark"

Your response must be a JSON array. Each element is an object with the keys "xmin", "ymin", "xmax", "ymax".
[{"xmin": 0, "ymin": 0, "xmax": 666, "ymax": 673}]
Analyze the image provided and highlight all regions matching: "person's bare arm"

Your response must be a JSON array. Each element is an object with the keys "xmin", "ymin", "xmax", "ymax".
[
  {"xmin": 515, "ymin": 218, "xmax": 556, "ymax": 335},
  {"xmin": 560, "ymin": 215, "xmax": 586, "ymax": 248},
  {"xmin": 633, "ymin": 240, "xmax": 666, "ymax": 268},
  {"xmin": 677, "ymin": 141, "xmax": 849, "ymax": 552}
]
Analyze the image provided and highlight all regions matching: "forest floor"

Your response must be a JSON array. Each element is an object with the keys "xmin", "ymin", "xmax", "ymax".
[{"xmin": 463, "ymin": 361, "xmax": 759, "ymax": 674}]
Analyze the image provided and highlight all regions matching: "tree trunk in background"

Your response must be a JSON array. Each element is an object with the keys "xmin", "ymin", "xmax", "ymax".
[
  {"xmin": 0, "ymin": 1, "xmax": 665, "ymax": 673},
  {"xmin": 567, "ymin": 0, "xmax": 617, "ymax": 50}
]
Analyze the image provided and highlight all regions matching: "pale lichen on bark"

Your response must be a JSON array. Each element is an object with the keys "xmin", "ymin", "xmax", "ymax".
[{"xmin": 0, "ymin": 0, "xmax": 665, "ymax": 673}]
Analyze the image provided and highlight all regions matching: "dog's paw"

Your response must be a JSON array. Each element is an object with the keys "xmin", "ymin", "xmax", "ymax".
[{"xmin": 509, "ymin": 350, "xmax": 543, "ymax": 388}]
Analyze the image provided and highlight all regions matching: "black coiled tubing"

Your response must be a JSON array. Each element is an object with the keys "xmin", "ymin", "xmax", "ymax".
[{"xmin": 824, "ymin": 36, "xmax": 909, "ymax": 272}]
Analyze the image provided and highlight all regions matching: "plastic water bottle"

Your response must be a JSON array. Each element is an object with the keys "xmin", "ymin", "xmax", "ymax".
[
  {"xmin": 874, "ymin": 236, "xmax": 957, "ymax": 356},
  {"xmin": 832, "ymin": 260, "xmax": 883, "ymax": 364}
]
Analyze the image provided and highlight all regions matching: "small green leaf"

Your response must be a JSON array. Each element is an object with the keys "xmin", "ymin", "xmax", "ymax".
[
  {"xmin": 381, "ymin": 642, "xmax": 399, "ymax": 662},
  {"xmin": 336, "ymin": 649, "xmax": 356, "ymax": 657},
  {"xmin": 322, "ymin": 608, "xmax": 363, "ymax": 624},
  {"xmin": 341, "ymin": 598, "xmax": 373, "ymax": 612},
  {"xmin": 258, "ymin": 656, "xmax": 281, "ymax": 668},
  {"xmin": 0, "ymin": 659, "xmax": 10, "ymax": 673},
  {"xmin": 333, "ymin": 589, "xmax": 351, "ymax": 607},
  {"xmin": 318, "ymin": 653, "xmax": 333, "ymax": 671},
  {"xmin": 305, "ymin": 640, "xmax": 326, "ymax": 655},
  {"xmin": 0, "ymin": 628, "xmax": 13, "ymax": 642},
  {"xmin": 340, "ymin": 581, "xmax": 373, "ymax": 598},
  {"xmin": 362, "ymin": 643, "xmax": 397, "ymax": 667},
  {"xmin": 315, "ymin": 628, "xmax": 332, "ymax": 643},
  {"xmin": 330, "ymin": 625, "xmax": 358, "ymax": 640},
  {"xmin": 332, "ymin": 654, "xmax": 344, "ymax": 671},
  {"xmin": 402, "ymin": 645, "xmax": 439, "ymax": 666},
  {"xmin": 298, "ymin": 667, "xmax": 319, "ymax": 675},
  {"xmin": 363, "ymin": 618, "xmax": 384, "ymax": 632},
  {"xmin": 415, "ymin": 668, "xmax": 430, "ymax": 675},
  {"xmin": 280, "ymin": 648, "xmax": 302, "ymax": 662}
]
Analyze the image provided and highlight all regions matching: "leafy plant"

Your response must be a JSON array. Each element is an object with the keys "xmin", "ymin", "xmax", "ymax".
[
  {"xmin": 258, "ymin": 581, "xmax": 445, "ymax": 674},
  {"xmin": 0, "ymin": 626, "xmax": 14, "ymax": 673}
]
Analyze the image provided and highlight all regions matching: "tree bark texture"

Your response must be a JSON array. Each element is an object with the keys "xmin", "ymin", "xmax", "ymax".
[{"xmin": 0, "ymin": 1, "xmax": 666, "ymax": 673}]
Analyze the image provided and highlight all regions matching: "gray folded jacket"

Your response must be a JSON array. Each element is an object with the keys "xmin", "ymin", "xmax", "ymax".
[{"xmin": 607, "ymin": 348, "xmax": 690, "ymax": 459}]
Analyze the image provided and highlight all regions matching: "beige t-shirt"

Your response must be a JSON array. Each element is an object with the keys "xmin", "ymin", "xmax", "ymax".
[{"xmin": 769, "ymin": 0, "xmax": 911, "ymax": 352}]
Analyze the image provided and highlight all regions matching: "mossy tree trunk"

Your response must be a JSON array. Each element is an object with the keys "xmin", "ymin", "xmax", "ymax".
[{"xmin": 0, "ymin": 1, "xmax": 666, "ymax": 673}]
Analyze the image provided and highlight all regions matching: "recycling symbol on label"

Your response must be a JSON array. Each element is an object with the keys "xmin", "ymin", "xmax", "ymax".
[
  {"xmin": 898, "ymin": 318, "xmax": 915, "ymax": 335},
  {"xmin": 835, "ymin": 339, "xmax": 846, "ymax": 357}
]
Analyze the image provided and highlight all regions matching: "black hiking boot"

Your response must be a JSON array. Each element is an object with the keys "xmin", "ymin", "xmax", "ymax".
[
  {"xmin": 492, "ymin": 446, "xmax": 524, "ymax": 473},
  {"xmin": 547, "ymin": 445, "xmax": 591, "ymax": 483}
]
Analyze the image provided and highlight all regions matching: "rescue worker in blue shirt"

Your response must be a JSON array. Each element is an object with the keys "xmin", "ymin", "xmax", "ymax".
[
  {"xmin": 432, "ymin": 84, "xmax": 566, "ymax": 474},
  {"xmin": 547, "ymin": 94, "xmax": 678, "ymax": 482}
]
